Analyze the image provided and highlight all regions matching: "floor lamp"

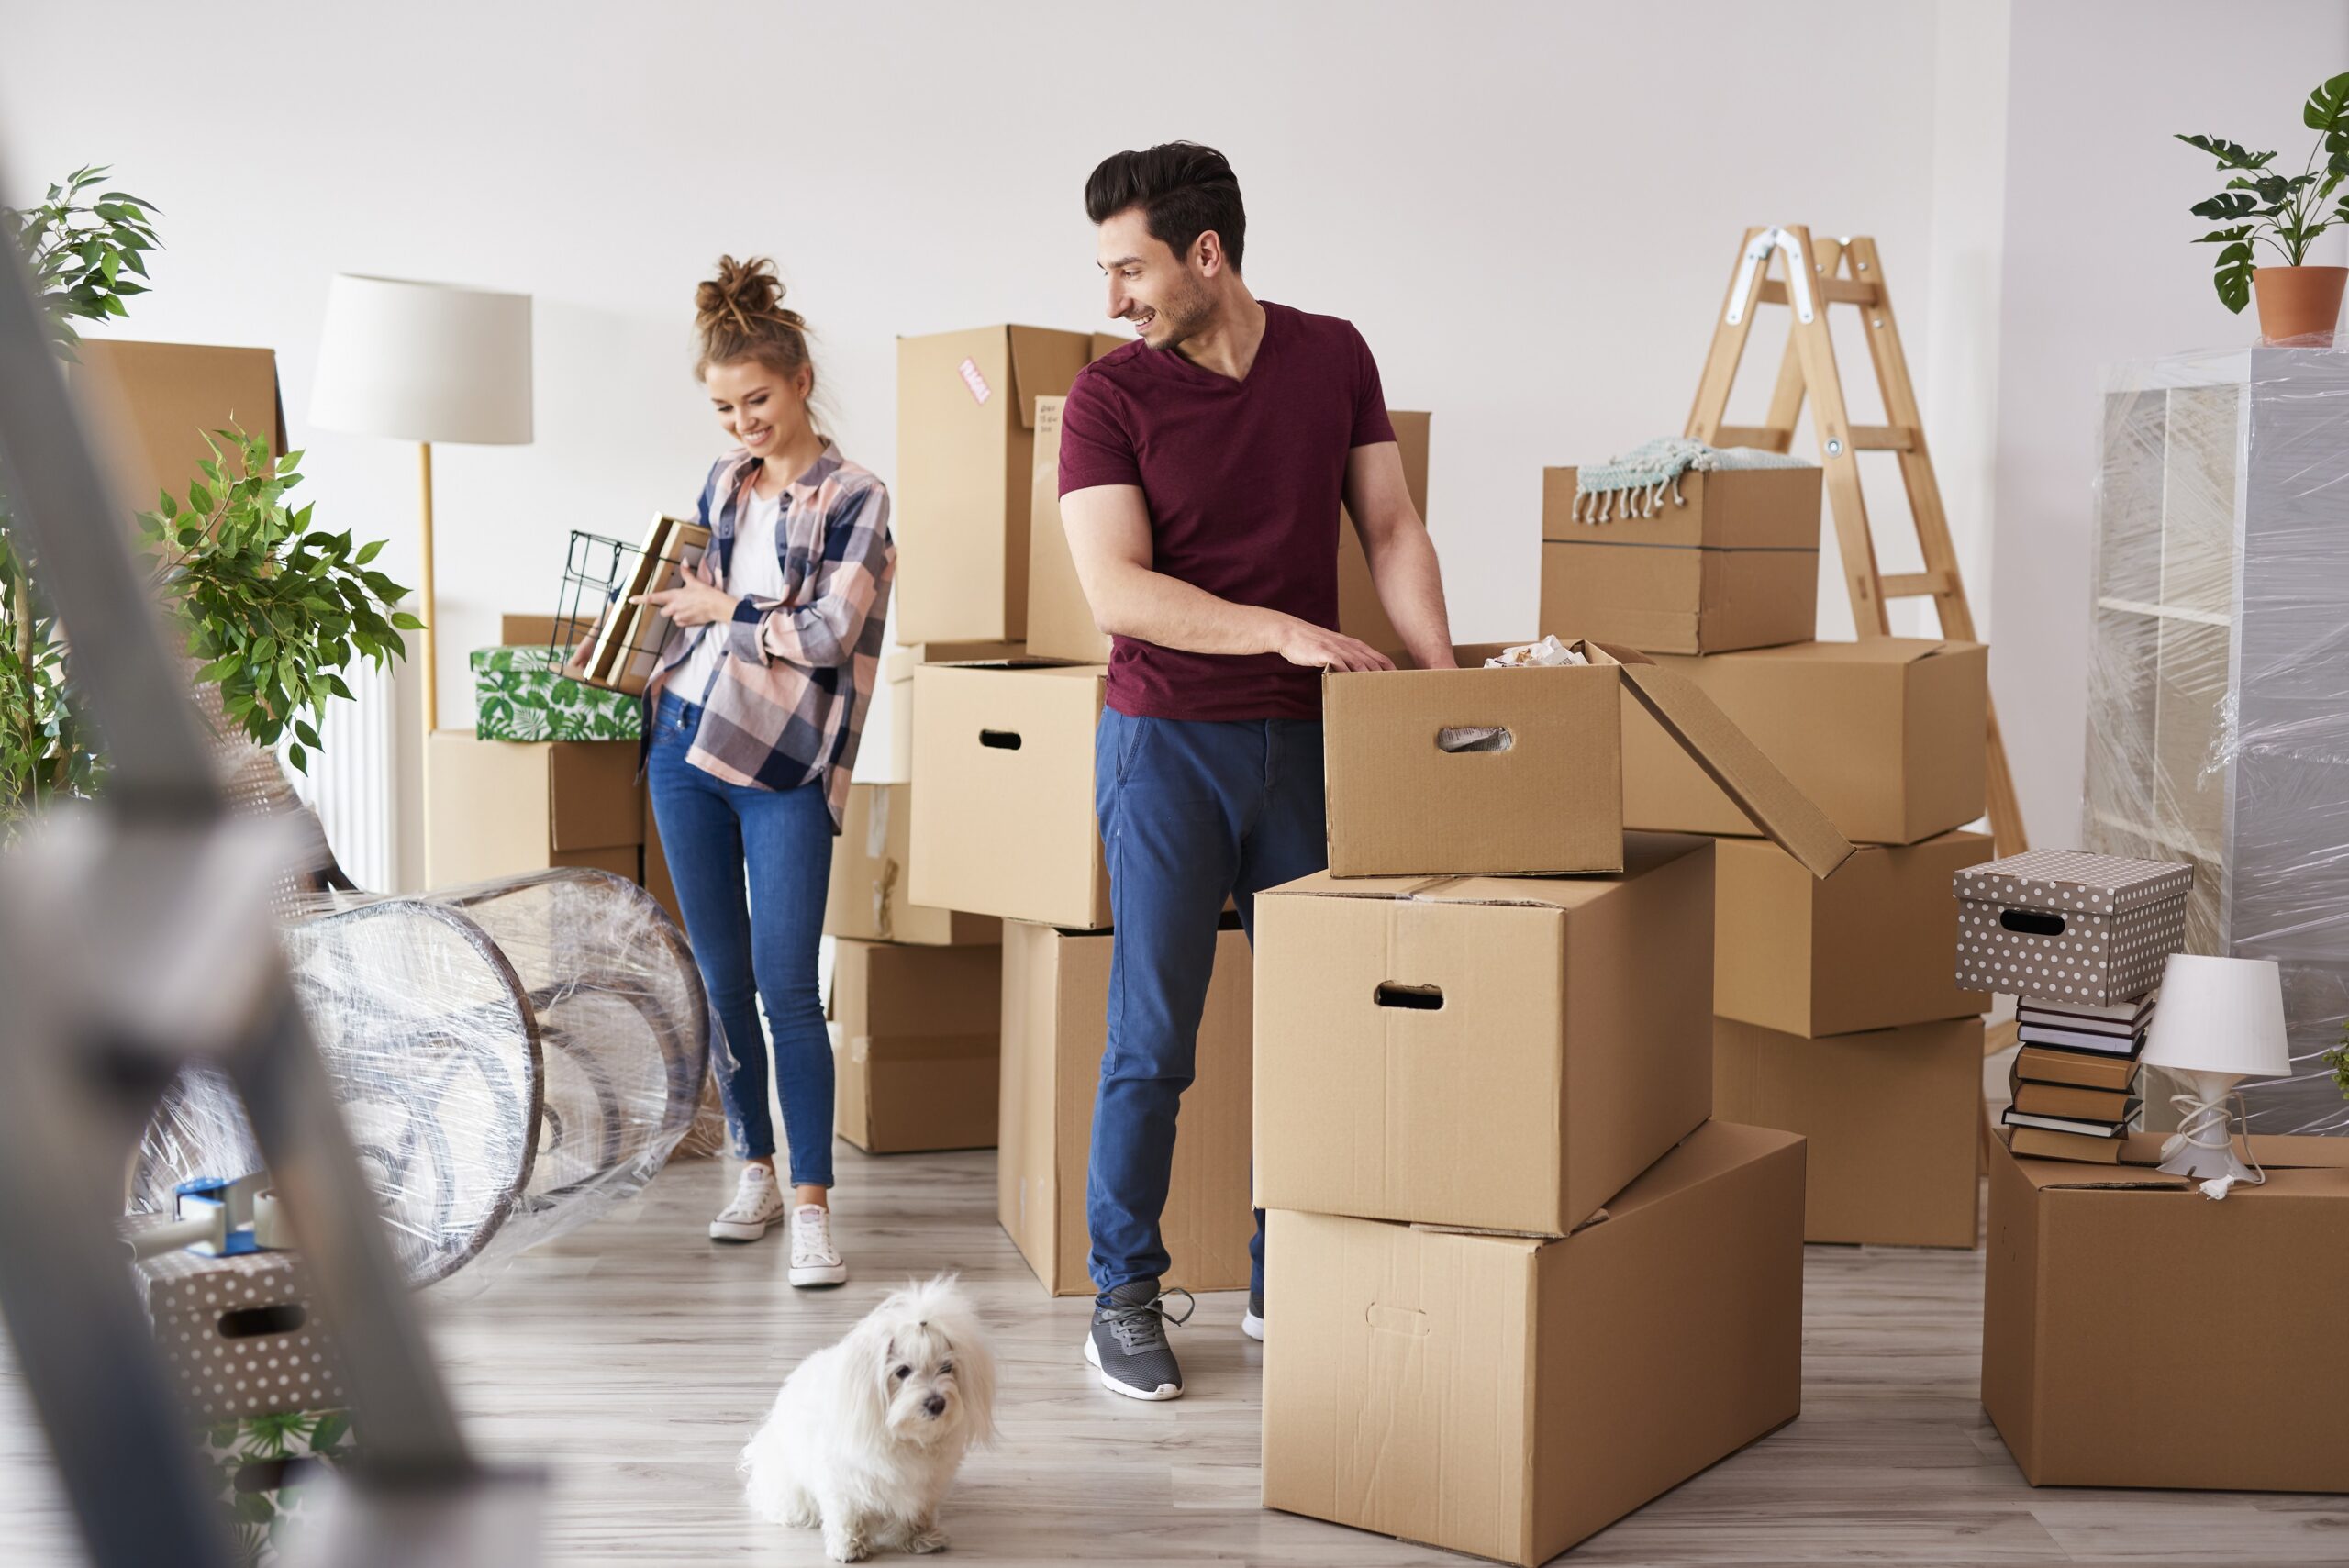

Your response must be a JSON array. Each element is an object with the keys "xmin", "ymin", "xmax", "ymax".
[{"xmin": 309, "ymin": 275, "xmax": 533, "ymax": 738}]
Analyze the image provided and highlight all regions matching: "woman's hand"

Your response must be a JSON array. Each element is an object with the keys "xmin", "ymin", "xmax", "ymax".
[{"xmin": 636, "ymin": 577, "xmax": 739, "ymax": 628}]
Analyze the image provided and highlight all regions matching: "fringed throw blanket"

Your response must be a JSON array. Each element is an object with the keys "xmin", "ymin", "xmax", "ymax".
[{"xmin": 1571, "ymin": 437, "xmax": 1814, "ymax": 522}]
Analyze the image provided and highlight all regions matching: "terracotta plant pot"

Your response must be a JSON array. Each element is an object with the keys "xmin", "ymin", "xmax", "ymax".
[{"xmin": 2252, "ymin": 265, "xmax": 2348, "ymax": 345}]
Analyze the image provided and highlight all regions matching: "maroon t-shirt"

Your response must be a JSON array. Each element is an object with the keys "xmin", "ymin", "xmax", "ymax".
[{"xmin": 1056, "ymin": 300, "xmax": 1395, "ymax": 722}]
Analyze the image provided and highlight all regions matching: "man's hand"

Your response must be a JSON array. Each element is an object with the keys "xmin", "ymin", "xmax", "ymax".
[{"xmin": 1272, "ymin": 616, "xmax": 1395, "ymax": 673}]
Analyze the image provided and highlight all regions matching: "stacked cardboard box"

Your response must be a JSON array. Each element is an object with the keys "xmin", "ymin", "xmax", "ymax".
[
  {"xmin": 1954, "ymin": 849, "xmax": 2191, "ymax": 1164},
  {"xmin": 1253, "ymin": 650, "xmax": 1836, "ymax": 1564},
  {"xmin": 429, "ymin": 614, "xmax": 683, "ymax": 928},
  {"xmin": 822, "ymin": 782, "xmax": 1003, "ymax": 1154},
  {"xmin": 1585, "ymin": 604, "xmax": 1995, "ymax": 1245}
]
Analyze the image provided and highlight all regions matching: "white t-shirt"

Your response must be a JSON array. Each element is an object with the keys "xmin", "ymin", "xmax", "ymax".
[{"xmin": 671, "ymin": 484, "xmax": 786, "ymax": 702}]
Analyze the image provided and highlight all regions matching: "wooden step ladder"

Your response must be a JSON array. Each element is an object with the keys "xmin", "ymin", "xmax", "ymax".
[{"xmin": 1686, "ymin": 224, "xmax": 2026, "ymax": 856}]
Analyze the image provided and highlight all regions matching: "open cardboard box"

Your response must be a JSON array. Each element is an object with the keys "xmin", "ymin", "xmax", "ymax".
[
  {"xmin": 1620, "ymin": 639, "xmax": 1987, "ymax": 846},
  {"xmin": 1983, "ymin": 1126, "xmax": 2349, "ymax": 1491},
  {"xmin": 1322, "ymin": 639, "xmax": 1854, "ymax": 879}
]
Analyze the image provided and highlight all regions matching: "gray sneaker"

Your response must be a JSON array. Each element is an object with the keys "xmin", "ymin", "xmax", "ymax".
[
  {"xmin": 1084, "ymin": 1281, "xmax": 1196, "ymax": 1401},
  {"xmin": 1241, "ymin": 1286, "xmax": 1264, "ymax": 1343}
]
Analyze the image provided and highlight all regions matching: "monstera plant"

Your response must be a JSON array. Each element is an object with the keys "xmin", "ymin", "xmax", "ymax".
[{"xmin": 2178, "ymin": 70, "xmax": 2349, "ymax": 341}]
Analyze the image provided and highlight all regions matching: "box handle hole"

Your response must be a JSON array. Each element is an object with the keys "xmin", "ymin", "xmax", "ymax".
[
  {"xmin": 2000, "ymin": 910, "xmax": 2066, "ymax": 937},
  {"xmin": 1375, "ymin": 982, "xmax": 1444, "ymax": 1011},
  {"xmin": 978, "ymin": 729, "xmax": 1023, "ymax": 751},
  {"xmin": 1435, "ymin": 726, "xmax": 1512, "ymax": 754},
  {"xmin": 218, "ymin": 1304, "xmax": 306, "ymax": 1340}
]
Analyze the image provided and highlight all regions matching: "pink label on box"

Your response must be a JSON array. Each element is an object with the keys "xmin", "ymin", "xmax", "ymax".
[{"xmin": 957, "ymin": 357, "xmax": 992, "ymax": 406}]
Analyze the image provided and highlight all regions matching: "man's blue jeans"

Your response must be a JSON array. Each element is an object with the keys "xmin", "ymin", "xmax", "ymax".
[
  {"xmin": 1085, "ymin": 707, "xmax": 1328, "ymax": 1306},
  {"xmin": 645, "ymin": 691, "xmax": 837, "ymax": 1188}
]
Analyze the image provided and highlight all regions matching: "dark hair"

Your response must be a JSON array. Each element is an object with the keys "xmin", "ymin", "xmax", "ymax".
[
  {"xmin": 693, "ymin": 254, "xmax": 814, "ymax": 388},
  {"xmin": 1084, "ymin": 142, "xmax": 1246, "ymax": 272}
]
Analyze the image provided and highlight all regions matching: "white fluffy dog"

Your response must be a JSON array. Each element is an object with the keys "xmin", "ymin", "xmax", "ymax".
[{"xmin": 742, "ymin": 1274, "xmax": 996, "ymax": 1561}]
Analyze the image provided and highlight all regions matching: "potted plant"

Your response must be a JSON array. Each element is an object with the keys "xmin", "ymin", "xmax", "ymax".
[
  {"xmin": 0, "ymin": 166, "xmax": 413, "ymax": 837},
  {"xmin": 2178, "ymin": 70, "xmax": 2349, "ymax": 343}
]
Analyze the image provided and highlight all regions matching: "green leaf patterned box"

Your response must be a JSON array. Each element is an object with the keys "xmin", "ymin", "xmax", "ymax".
[
  {"xmin": 472, "ymin": 643, "xmax": 643, "ymax": 741},
  {"xmin": 202, "ymin": 1407, "xmax": 355, "ymax": 1567}
]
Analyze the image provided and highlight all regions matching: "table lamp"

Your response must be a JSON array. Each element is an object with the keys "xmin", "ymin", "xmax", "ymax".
[
  {"xmin": 308, "ymin": 274, "xmax": 532, "ymax": 735},
  {"xmin": 2139, "ymin": 953, "xmax": 2290, "ymax": 1196}
]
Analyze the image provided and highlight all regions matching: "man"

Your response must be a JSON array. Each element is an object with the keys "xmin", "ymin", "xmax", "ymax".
[{"xmin": 1056, "ymin": 142, "xmax": 1454, "ymax": 1402}]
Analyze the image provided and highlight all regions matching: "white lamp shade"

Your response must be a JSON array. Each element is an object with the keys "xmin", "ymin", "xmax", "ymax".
[
  {"xmin": 309, "ymin": 273, "xmax": 533, "ymax": 444},
  {"xmin": 2140, "ymin": 953, "xmax": 2290, "ymax": 1079}
]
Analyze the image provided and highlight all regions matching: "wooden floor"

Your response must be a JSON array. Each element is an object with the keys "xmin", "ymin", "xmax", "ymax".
[{"xmin": 5, "ymin": 1049, "xmax": 2344, "ymax": 1566}]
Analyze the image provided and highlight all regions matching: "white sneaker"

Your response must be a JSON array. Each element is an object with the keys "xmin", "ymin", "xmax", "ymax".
[
  {"xmin": 709, "ymin": 1164, "xmax": 785, "ymax": 1242},
  {"xmin": 788, "ymin": 1204, "xmax": 847, "ymax": 1288}
]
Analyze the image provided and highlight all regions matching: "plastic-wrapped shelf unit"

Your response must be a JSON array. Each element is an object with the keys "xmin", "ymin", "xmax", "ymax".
[{"xmin": 2086, "ymin": 345, "xmax": 2349, "ymax": 1136}]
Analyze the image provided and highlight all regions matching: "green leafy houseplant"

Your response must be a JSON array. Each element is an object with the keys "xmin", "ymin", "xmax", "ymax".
[
  {"xmin": 141, "ymin": 429, "xmax": 422, "ymax": 773},
  {"xmin": 0, "ymin": 166, "xmax": 412, "ymax": 834},
  {"xmin": 1, "ymin": 166, "xmax": 159, "ymax": 829},
  {"xmin": 2177, "ymin": 70, "xmax": 2349, "ymax": 313}
]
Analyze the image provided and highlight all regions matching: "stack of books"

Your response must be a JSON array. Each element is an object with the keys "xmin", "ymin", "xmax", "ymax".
[{"xmin": 1998, "ymin": 994, "xmax": 2153, "ymax": 1163}]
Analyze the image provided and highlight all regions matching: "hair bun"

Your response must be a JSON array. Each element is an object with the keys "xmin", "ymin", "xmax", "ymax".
[
  {"xmin": 696, "ymin": 254, "xmax": 802, "ymax": 336},
  {"xmin": 693, "ymin": 254, "xmax": 817, "ymax": 384}
]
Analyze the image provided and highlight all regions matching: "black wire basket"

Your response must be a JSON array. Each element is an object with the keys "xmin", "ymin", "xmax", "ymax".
[{"xmin": 547, "ymin": 517, "xmax": 709, "ymax": 695}]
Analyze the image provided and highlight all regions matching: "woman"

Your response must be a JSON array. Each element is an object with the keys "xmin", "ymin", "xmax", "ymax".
[{"xmin": 637, "ymin": 255, "xmax": 893, "ymax": 1285}]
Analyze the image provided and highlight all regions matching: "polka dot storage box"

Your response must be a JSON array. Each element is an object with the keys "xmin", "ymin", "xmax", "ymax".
[
  {"xmin": 1951, "ymin": 849, "xmax": 2191, "ymax": 1006},
  {"xmin": 130, "ymin": 1246, "xmax": 350, "ymax": 1425}
]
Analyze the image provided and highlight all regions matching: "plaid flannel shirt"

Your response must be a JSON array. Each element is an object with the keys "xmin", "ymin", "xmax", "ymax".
[{"xmin": 641, "ymin": 442, "xmax": 894, "ymax": 831}]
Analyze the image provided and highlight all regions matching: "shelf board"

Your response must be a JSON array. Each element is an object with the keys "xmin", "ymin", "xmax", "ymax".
[{"xmin": 2095, "ymin": 596, "xmax": 2232, "ymax": 628}]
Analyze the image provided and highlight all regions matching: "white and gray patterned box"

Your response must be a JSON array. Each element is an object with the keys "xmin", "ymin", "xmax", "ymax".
[
  {"xmin": 130, "ymin": 1248, "xmax": 351, "ymax": 1426},
  {"xmin": 1952, "ymin": 849, "xmax": 2191, "ymax": 1006}
]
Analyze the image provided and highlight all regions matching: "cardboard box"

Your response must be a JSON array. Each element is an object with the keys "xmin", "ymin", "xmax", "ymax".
[
  {"xmin": 1620, "ymin": 639, "xmax": 1988, "ymax": 846},
  {"xmin": 1712, "ymin": 1015, "xmax": 1984, "ymax": 1247},
  {"xmin": 826, "ymin": 783, "xmax": 997, "ymax": 946},
  {"xmin": 69, "ymin": 339, "xmax": 286, "ymax": 516},
  {"xmin": 830, "ymin": 939, "xmax": 1000, "ymax": 1153},
  {"xmin": 1540, "ymin": 464, "xmax": 1820, "ymax": 655},
  {"xmin": 1983, "ymin": 1129, "xmax": 2349, "ymax": 1490},
  {"xmin": 1953, "ymin": 848, "xmax": 2193, "ymax": 1006},
  {"xmin": 998, "ymin": 917, "xmax": 1253, "ymax": 1296},
  {"xmin": 472, "ymin": 644, "xmax": 643, "ymax": 740},
  {"xmin": 1322, "ymin": 639, "xmax": 1854, "ymax": 879},
  {"xmin": 1717, "ymin": 830, "xmax": 1994, "ymax": 1037},
  {"xmin": 501, "ymin": 613, "xmax": 562, "ymax": 647},
  {"xmin": 894, "ymin": 324, "xmax": 1093, "ymax": 642},
  {"xmin": 134, "ymin": 1248, "xmax": 349, "ymax": 1426},
  {"xmin": 908, "ymin": 662, "xmax": 1110, "ymax": 929},
  {"xmin": 878, "ymin": 639, "xmax": 1027, "ymax": 784},
  {"xmin": 1255, "ymin": 833, "xmax": 1715, "ymax": 1237},
  {"xmin": 1025, "ymin": 403, "xmax": 1435, "ymax": 665},
  {"xmin": 1261, "ymin": 1120, "xmax": 1805, "ymax": 1568},
  {"xmin": 425, "ymin": 729, "xmax": 641, "ymax": 886}
]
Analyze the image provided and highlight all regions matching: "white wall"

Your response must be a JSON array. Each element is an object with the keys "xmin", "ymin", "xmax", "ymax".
[
  {"xmin": 0, "ymin": 2, "xmax": 1960, "ymax": 737},
  {"xmin": 1992, "ymin": 0, "xmax": 2349, "ymax": 845}
]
